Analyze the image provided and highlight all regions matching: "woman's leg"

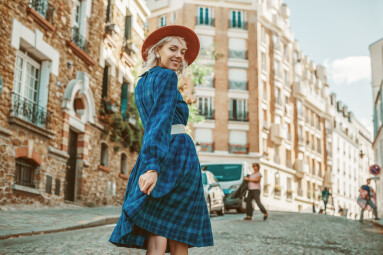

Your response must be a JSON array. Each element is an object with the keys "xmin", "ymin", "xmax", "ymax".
[
  {"xmin": 169, "ymin": 239, "xmax": 188, "ymax": 255},
  {"xmin": 147, "ymin": 232, "xmax": 167, "ymax": 255}
]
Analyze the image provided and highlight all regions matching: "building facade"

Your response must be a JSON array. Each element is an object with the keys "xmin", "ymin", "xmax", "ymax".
[
  {"xmin": 370, "ymin": 37, "xmax": 383, "ymax": 218},
  {"xmin": 146, "ymin": 0, "xmax": 333, "ymax": 212},
  {"xmin": 146, "ymin": 0, "xmax": 374, "ymax": 214},
  {"xmin": 0, "ymin": 0, "xmax": 150, "ymax": 208}
]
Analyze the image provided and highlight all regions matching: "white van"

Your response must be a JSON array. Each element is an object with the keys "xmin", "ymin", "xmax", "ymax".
[{"xmin": 201, "ymin": 161, "xmax": 253, "ymax": 212}]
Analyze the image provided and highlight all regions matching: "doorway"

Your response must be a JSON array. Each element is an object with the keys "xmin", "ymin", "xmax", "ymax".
[{"xmin": 65, "ymin": 129, "xmax": 78, "ymax": 201}]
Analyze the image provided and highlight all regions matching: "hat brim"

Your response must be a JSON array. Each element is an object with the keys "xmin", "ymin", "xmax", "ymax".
[{"xmin": 141, "ymin": 25, "xmax": 200, "ymax": 66}]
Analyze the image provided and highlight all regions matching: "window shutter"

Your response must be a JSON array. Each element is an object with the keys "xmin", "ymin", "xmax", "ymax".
[
  {"xmin": 199, "ymin": 7, "xmax": 203, "ymax": 24},
  {"xmin": 125, "ymin": 15, "xmax": 132, "ymax": 40},
  {"xmin": 121, "ymin": 83, "xmax": 129, "ymax": 119},
  {"xmin": 205, "ymin": 8, "xmax": 209, "ymax": 24},
  {"xmin": 232, "ymin": 11, "xmax": 236, "ymax": 27},
  {"xmin": 106, "ymin": 0, "xmax": 112, "ymax": 22},
  {"xmin": 238, "ymin": 11, "xmax": 241, "ymax": 27}
]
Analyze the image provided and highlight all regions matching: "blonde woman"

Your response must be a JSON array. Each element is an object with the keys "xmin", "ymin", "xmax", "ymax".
[{"xmin": 109, "ymin": 25, "xmax": 214, "ymax": 254}]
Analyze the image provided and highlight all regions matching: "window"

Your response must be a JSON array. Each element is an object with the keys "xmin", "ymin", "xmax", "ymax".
[
  {"xmin": 158, "ymin": 15, "xmax": 167, "ymax": 27},
  {"xmin": 275, "ymin": 87, "xmax": 281, "ymax": 105},
  {"xmin": 263, "ymin": 109, "xmax": 267, "ymax": 122},
  {"xmin": 229, "ymin": 98, "xmax": 247, "ymax": 121},
  {"xmin": 263, "ymin": 137, "xmax": 268, "ymax": 153},
  {"xmin": 197, "ymin": 97, "xmax": 214, "ymax": 119},
  {"xmin": 263, "ymin": 81, "xmax": 267, "ymax": 100},
  {"xmin": 12, "ymin": 51, "xmax": 49, "ymax": 127},
  {"xmin": 102, "ymin": 66, "xmax": 109, "ymax": 99},
  {"xmin": 197, "ymin": 7, "xmax": 213, "ymax": 26},
  {"xmin": 229, "ymin": 10, "xmax": 246, "ymax": 29},
  {"xmin": 274, "ymin": 60, "xmax": 281, "ymax": 78},
  {"xmin": 100, "ymin": 143, "xmax": 109, "ymax": 167},
  {"xmin": 229, "ymin": 38, "xmax": 247, "ymax": 59},
  {"xmin": 72, "ymin": 0, "xmax": 88, "ymax": 51},
  {"xmin": 284, "ymin": 70, "xmax": 289, "ymax": 86},
  {"xmin": 296, "ymin": 100, "xmax": 302, "ymax": 116},
  {"xmin": 120, "ymin": 153, "xmax": 128, "ymax": 174},
  {"xmin": 261, "ymin": 26, "xmax": 266, "ymax": 44},
  {"xmin": 106, "ymin": 0, "xmax": 112, "ymax": 23},
  {"xmin": 262, "ymin": 53, "xmax": 267, "ymax": 71},
  {"xmin": 15, "ymin": 158, "xmax": 37, "ymax": 188},
  {"xmin": 229, "ymin": 69, "xmax": 247, "ymax": 90},
  {"xmin": 124, "ymin": 15, "xmax": 132, "ymax": 40}
]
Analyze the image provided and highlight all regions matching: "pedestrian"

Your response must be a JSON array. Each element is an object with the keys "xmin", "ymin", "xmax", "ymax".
[
  {"xmin": 321, "ymin": 187, "xmax": 331, "ymax": 215},
  {"xmin": 358, "ymin": 178, "xmax": 380, "ymax": 222},
  {"xmin": 312, "ymin": 202, "xmax": 316, "ymax": 213},
  {"xmin": 243, "ymin": 163, "xmax": 268, "ymax": 221},
  {"xmin": 109, "ymin": 25, "xmax": 214, "ymax": 254}
]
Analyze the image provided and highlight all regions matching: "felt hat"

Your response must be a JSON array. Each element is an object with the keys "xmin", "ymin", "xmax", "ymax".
[{"xmin": 141, "ymin": 25, "xmax": 200, "ymax": 65}]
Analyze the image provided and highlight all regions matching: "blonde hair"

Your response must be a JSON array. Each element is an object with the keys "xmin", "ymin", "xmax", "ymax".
[{"xmin": 143, "ymin": 36, "xmax": 189, "ymax": 76}]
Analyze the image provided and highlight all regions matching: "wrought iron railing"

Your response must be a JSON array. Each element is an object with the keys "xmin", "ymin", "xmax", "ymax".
[
  {"xmin": 229, "ymin": 80, "xmax": 247, "ymax": 90},
  {"xmin": 30, "ymin": 0, "xmax": 54, "ymax": 24},
  {"xmin": 195, "ymin": 77, "xmax": 214, "ymax": 88},
  {"xmin": 196, "ymin": 17, "xmax": 214, "ymax": 26},
  {"xmin": 122, "ymin": 41, "xmax": 134, "ymax": 56},
  {"xmin": 72, "ymin": 26, "xmax": 89, "ymax": 53},
  {"xmin": 229, "ymin": 19, "xmax": 247, "ymax": 29},
  {"xmin": 229, "ymin": 111, "xmax": 248, "ymax": 121},
  {"xmin": 200, "ymin": 143, "xmax": 214, "ymax": 152},
  {"xmin": 229, "ymin": 144, "xmax": 249, "ymax": 154},
  {"xmin": 11, "ymin": 92, "xmax": 51, "ymax": 129},
  {"xmin": 229, "ymin": 50, "xmax": 247, "ymax": 59},
  {"xmin": 200, "ymin": 110, "xmax": 214, "ymax": 120},
  {"xmin": 15, "ymin": 158, "xmax": 36, "ymax": 188}
]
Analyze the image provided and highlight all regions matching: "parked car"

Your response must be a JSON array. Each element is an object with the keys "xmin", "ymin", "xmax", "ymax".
[
  {"xmin": 202, "ymin": 170, "xmax": 225, "ymax": 216},
  {"xmin": 201, "ymin": 162, "xmax": 253, "ymax": 213}
]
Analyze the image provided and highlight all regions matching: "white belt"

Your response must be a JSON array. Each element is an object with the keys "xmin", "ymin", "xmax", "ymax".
[{"xmin": 171, "ymin": 124, "xmax": 186, "ymax": 135}]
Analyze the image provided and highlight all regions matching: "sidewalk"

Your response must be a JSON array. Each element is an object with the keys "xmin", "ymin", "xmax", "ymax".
[
  {"xmin": 365, "ymin": 218, "xmax": 383, "ymax": 228},
  {"xmin": 0, "ymin": 206, "xmax": 122, "ymax": 240}
]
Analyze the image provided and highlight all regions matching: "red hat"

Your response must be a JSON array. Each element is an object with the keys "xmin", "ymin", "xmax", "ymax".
[{"xmin": 141, "ymin": 25, "xmax": 200, "ymax": 65}]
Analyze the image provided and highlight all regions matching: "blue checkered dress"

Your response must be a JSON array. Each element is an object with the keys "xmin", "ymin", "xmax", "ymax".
[{"xmin": 109, "ymin": 66, "xmax": 214, "ymax": 251}]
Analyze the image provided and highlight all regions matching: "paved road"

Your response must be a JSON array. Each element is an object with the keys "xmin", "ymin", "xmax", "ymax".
[{"xmin": 1, "ymin": 212, "xmax": 382, "ymax": 254}]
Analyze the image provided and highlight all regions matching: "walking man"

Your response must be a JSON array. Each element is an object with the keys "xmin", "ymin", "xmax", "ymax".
[
  {"xmin": 321, "ymin": 187, "xmax": 331, "ymax": 215},
  {"xmin": 243, "ymin": 163, "xmax": 268, "ymax": 220},
  {"xmin": 359, "ymin": 178, "xmax": 379, "ymax": 222}
]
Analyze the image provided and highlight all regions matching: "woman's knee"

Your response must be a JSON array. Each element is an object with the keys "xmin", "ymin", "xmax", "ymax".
[
  {"xmin": 147, "ymin": 232, "xmax": 167, "ymax": 255},
  {"xmin": 169, "ymin": 239, "xmax": 188, "ymax": 255}
]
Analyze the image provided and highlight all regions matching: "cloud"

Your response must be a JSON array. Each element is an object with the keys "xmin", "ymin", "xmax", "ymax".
[{"xmin": 323, "ymin": 56, "xmax": 371, "ymax": 85}]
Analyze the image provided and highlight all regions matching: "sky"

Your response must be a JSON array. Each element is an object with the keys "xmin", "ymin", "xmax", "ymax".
[{"xmin": 284, "ymin": 0, "xmax": 383, "ymax": 135}]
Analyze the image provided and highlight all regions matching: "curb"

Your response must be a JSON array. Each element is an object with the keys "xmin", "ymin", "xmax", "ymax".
[
  {"xmin": 0, "ymin": 216, "xmax": 119, "ymax": 240},
  {"xmin": 365, "ymin": 219, "xmax": 383, "ymax": 228}
]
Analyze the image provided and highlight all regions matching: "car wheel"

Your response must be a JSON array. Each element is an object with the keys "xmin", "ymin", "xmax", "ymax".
[
  {"xmin": 217, "ymin": 205, "xmax": 225, "ymax": 216},
  {"xmin": 236, "ymin": 197, "xmax": 247, "ymax": 213}
]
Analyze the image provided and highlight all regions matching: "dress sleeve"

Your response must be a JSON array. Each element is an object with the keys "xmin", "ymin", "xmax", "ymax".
[{"xmin": 140, "ymin": 69, "xmax": 178, "ymax": 174}]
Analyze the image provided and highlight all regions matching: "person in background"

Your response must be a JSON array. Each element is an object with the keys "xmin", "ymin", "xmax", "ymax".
[
  {"xmin": 243, "ymin": 163, "xmax": 268, "ymax": 221},
  {"xmin": 359, "ymin": 178, "xmax": 380, "ymax": 222},
  {"xmin": 321, "ymin": 187, "xmax": 331, "ymax": 215}
]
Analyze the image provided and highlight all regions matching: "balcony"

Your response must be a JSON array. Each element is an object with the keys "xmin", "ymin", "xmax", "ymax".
[
  {"xmin": 196, "ymin": 17, "xmax": 215, "ymax": 26},
  {"xmin": 200, "ymin": 110, "xmax": 215, "ymax": 120},
  {"xmin": 229, "ymin": 111, "xmax": 248, "ymax": 122},
  {"xmin": 229, "ymin": 144, "xmax": 249, "ymax": 154},
  {"xmin": 298, "ymin": 137, "xmax": 305, "ymax": 145},
  {"xmin": 294, "ymin": 159, "xmax": 309, "ymax": 178},
  {"xmin": 293, "ymin": 81, "xmax": 307, "ymax": 98},
  {"xmin": 229, "ymin": 50, "xmax": 247, "ymax": 60},
  {"xmin": 11, "ymin": 92, "xmax": 51, "ymax": 129},
  {"xmin": 274, "ymin": 155, "xmax": 280, "ymax": 164},
  {"xmin": 27, "ymin": 0, "xmax": 55, "ymax": 31},
  {"xmin": 229, "ymin": 19, "xmax": 247, "ymax": 30},
  {"xmin": 229, "ymin": 80, "xmax": 247, "ymax": 90},
  {"xmin": 200, "ymin": 143, "xmax": 214, "ymax": 152},
  {"xmin": 195, "ymin": 77, "xmax": 214, "ymax": 88},
  {"xmin": 72, "ymin": 27, "xmax": 90, "ymax": 54},
  {"xmin": 270, "ymin": 124, "xmax": 287, "ymax": 145}
]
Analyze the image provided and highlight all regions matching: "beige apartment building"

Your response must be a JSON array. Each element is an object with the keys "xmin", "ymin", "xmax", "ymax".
[
  {"xmin": 146, "ymin": 0, "xmax": 332, "ymax": 212},
  {"xmin": 0, "ymin": 0, "xmax": 149, "ymax": 208}
]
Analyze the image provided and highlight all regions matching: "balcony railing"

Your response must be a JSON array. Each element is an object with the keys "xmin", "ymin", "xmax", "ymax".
[
  {"xmin": 72, "ymin": 27, "xmax": 89, "ymax": 53},
  {"xmin": 200, "ymin": 110, "xmax": 214, "ymax": 120},
  {"xmin": 229, "ymin": 19, "xmax": 247, "ymax": 29},
  {"xmin": 229, "ymin": 144, "xmax": 249, "ymax": 154},
  {"xmin": 196, "ymin": 17, "xmax": 215, "ymax": 26},
  {"xmin": 122, "ymin": 41, "xmax": 134, "ymax": 56},
  {"xmin": 11, "ymin": 92, "xmax": 51, "ymax": 129},
  {"xmin": 195, "ymin": 77, "xmax": 214, "ymax": 88},
  {"xmin": 229, "ymin": 80, "xmax": 247, "ymax": 90},
  {"xmin": 30, "ymin": 0, "xmax": 54, "ymax": 24},
  {"xmin": 229, "ymin": 111, "xmax": 248, "ymax": 122},
  {"xmin": 229, "ymin": 50, "xmax": 247, "ymax": 59},
  {"xmin": 200, "ymin": 143, "xmax": 214, "ymax": 152}
]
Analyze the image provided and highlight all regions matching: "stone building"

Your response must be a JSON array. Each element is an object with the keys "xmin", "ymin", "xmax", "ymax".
[
  {"xmin": 0, "ymin": 0, "xmax": 150, "ymax": 208},
  {"xmin": 369, "ymin": 36, "xmax": 383, "ymax": 218},
  {"xmin": 145, "ymin": 0, "xmax": 372, "ymax": 213}
]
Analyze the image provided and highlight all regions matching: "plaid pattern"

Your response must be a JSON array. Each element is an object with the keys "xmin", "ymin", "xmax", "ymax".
[{"xmin": 109, "ymin": 66, "xmax": 214, "ymax": 250}]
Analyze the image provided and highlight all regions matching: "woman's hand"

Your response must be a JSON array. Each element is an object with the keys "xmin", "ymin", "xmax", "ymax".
[{"xmin": 139, "ymin": 171, "xmax": 158, "ymax": 196}]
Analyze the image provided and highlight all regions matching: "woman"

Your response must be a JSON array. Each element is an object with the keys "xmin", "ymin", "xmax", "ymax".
[{"xmin": 109, "ymin": 25, "xmax": 214, "ymax": 254}]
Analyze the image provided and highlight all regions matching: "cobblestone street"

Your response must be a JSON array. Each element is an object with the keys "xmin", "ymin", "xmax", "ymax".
[{"xmin": 1, "ymin": 211, "xmax": 382, "ymax": 255}]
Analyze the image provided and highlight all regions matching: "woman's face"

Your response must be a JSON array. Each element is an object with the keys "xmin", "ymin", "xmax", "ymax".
[{"xmin": 156, "ymin": 37, "xmax": 187, "ymax": 72}]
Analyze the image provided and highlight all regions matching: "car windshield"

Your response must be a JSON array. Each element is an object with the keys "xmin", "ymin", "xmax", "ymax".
[
  {"xmin": 201, "ymin": 164, "xmax": 242, "ymax": 182},
  {"xmin": 202, "ymin": 172, "xmax": 207, "ymax": 185}
]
